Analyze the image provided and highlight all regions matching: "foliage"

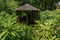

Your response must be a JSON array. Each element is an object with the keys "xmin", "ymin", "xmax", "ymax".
[
  {"xmin": 15, "ymin": 0, "xmax": 58, "ymax": 10},
  {"xmin": 0, "ymin": 0, "xmax": 59, "ymax": 11},
  {"xmin": 0, "ymin": 0, "xmax": 18, "ymax": 13},
  {"xmin": 0, "ymin": 0, "xmax": 60, "ymax": 40},
  {"xmin": 0, "ymin": 11, "xmax": 33, "ymax": 40},
  {"xmin": 0, "ymin": 9, "xmax": 60, "ymax": 40}
]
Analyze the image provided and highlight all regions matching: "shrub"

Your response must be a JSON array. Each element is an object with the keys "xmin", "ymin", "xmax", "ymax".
[{"xmin": 0, "ymin": 9, "xmax": 60, "ymax": 40}]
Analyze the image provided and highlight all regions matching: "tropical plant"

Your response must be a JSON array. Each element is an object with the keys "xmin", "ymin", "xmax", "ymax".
[{"xmin": 0, "ymin": 11, "xmax": 33, "ymax": 40}]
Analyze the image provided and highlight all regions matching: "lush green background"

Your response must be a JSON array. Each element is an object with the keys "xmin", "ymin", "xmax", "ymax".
[
  {"xmin": 0, "ymin": 0, "xmax": 60, "ymax": 40},
  {"xmin": 0, "ymin": 0, "xmax": 58, "ymax": 11}
]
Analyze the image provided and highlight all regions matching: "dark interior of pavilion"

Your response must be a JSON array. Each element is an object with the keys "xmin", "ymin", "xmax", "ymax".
[{"xmin": 16, "ymin": 11, "xmax": 37, "ymax": 25}]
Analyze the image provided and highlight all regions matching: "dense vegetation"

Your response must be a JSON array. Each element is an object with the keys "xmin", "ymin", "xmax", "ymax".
[
  {"xmin": 0, "ymin": 10, "xmax": 60, "ymax": 40},
  {"xmin": 0, "ymin": 0, "xmax": 58, "ymax": 11},
  {"xmin": 0, "ymin": 0, "xmax": 60, "ymax": 40}
]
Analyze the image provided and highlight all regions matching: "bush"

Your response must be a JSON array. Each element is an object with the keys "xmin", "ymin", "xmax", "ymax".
[
  {"xmin": 0, "ymin": 11, "xmax": 33, "ymax": 40},
  {"xmin": 0, "ymin": 10, "xmax": 60, "ymax": 40}
]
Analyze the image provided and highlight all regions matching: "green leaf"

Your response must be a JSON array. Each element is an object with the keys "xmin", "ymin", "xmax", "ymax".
[
  {"xmin": 1, "ymin": 34, "xmax": 8, "ymax": 40},
  {"xmin": 0, "ymin": 31, "xmax": 6, "ymax": 39}
]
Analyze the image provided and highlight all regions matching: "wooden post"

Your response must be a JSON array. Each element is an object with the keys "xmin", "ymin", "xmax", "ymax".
[
  {"xmin": 34, "ymin": 11, "xmax": 39, "ymax": 20},
  {"xmin": 26, "ymin": 14, "xmax": 28, "ymax": 25},
  {"xmin": 33, "ymin": 11, "xmax": 35, "ymax": 21},
  {"xmin": 17, "ymin": 15, "xmax": 20, "ymax": 23},
  {"xmin": 31, "ymin": 13, "xmax": 32, "ymax": 20}
]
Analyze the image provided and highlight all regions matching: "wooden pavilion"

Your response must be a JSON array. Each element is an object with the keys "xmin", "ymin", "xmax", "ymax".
[{"xmin": 16, "ymin": 4, "xmax": 40, "ymax": 25}]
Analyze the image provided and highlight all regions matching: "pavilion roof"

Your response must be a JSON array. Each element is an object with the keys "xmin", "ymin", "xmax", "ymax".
[{"xmin": 16, "ymin": 4, "xmax": 39, "ymax": 11}]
